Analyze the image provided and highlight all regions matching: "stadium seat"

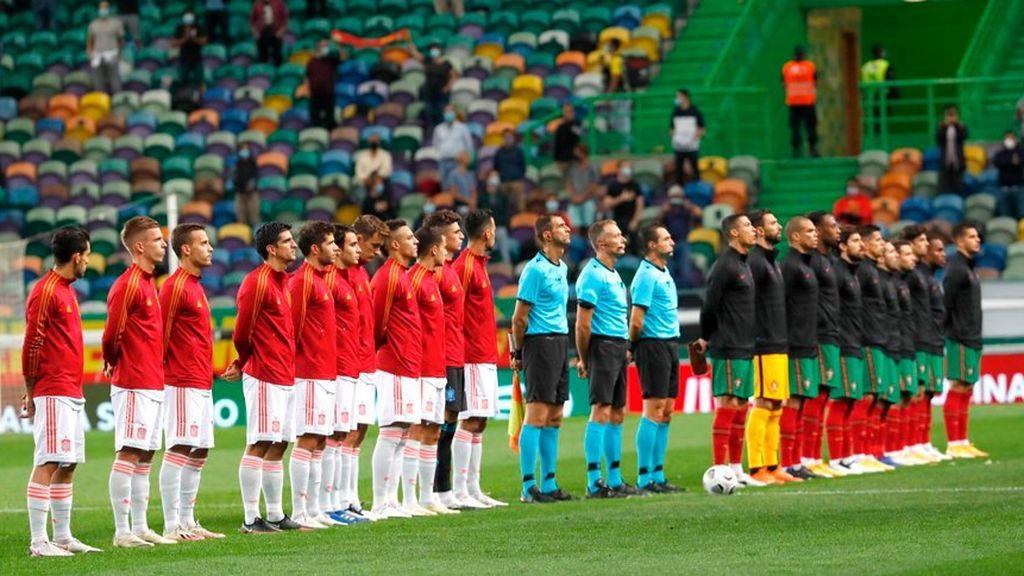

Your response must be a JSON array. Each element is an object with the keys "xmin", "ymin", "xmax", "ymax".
[
  {"xmin": 870, "ymin": 197, "xmax": 900, "ymax": 226},
  {"xmin": 912, "ymin": 171, "xmax": 938, "ymax": 198},
  {"xmin": 879, "ymin": 172, "xmax": 911, "ymax": 202},
  {"xmin": 932, "ymin": 194, "xmax": 964, "ymax": 224},
  {"xmin": 964, "ymin": 144, "xmax": 986, "ymax": 175},
  {"xmin": 699, "ymin": 156, "xmax": 728, "ymax": 184},
  {"xmin": 702, "ymin": 203, "xmax": 734, "ymax": 230},
  {"xmin": 964, "ymin": 193, "xmax": 996, "ymax": 223},
  {"xmin": 899, "ymin": 197, "xmax": 932, "ymax": 223},
  {"xmin": 986, "ymin": 217, "xmax": 1018, "ymax": 247},
  {"xmin": 889, "ymin": 147, "xmax": 922, "ymax": 175},
  {"xmin": 858, "ymin": 149, "xmax": 889, "ymax": 179}
]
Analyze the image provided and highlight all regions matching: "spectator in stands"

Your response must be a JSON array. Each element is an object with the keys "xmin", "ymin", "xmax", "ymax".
[
  {"xmin": 475, "ymin": 171, "xmax": 513, "ymax": 263},
  {"xmin": 233, "ymin": 144, "xmax": 260, "ymax": 227},
  {"xmin": 362, "ymin": 180, "xmax": 395, "ymax": 221},
  {"xmin": 355, "ymin": 133, "xmax": 393, "ymax": 200},
  {"xmin": 602, "ymin": 38, "xmax": 625, "ymax": 94},
  {"xmin": 434, "ymin": 0, "xmax": 463, "ymax": 18},
  {"xmin": 415, "ymin": 43, "xmax": 457, "ymax": 131},
  {"xmin": 173, "ymin": 11, "xmax": 208, "ymax": 92},
  {"xmin": 434, "ymin": 105, "xmax": 473, "ymax": 185},
  {"xmin": 994, "ymin": 131, "xmax": 1024, "ymax": 218},
  {"xmin": 87, "ymin": 2, "xmax": 125, "ymax": 95},
  {"xmin": 206, "ymin": 0, "xmax": 231, "ymax": 46},
  {"xmin": 936, "ymin": 104, "xmax": 968, "ymax": 194},
  {"xmin": 553, "ymin": 103, "xmax": 582, "ymax": 173},
  {"xmin": 117, "ymin": 0, "xmax": 141, "ymax": 50},
  {"xmin": 250, "ymin": 0, "xmax": 288, "ymax": 67},
  {"xmin": 31, "ymin": 0, "xmax": 56, "ymax": 32},
  {"xmin": 445, "ymin": 151, "xmax": 476, "ymax": 209},
  {"xmin": 306, "ymin": 37, "xmax": 340, "ymax": 131},
  {"xmin": 603, "ymin": 162, "xmax": 644, "ymax": 243},
  {"xmin": 669, "ymin": 89, "xmax": 705, "ymax": 185},
  {"xmin": 565, "ymin": 144, "xmax": 601, "ymax": 231},
  {"xmin": 661, "ymin": 184, "xmax": 702, "ymax": 287},
  {"xmin": 833, "ymin": 177, "xmax": 873, "ymax": 226},
  {"xmin": 305, "ymin": 0, "xmax": 326, "ymax": 18},
  {"xmin": 494, "ymin": 128, "xmax": 526, "ymax": 210},
  {"xmin": 782, "ymin": 45, "xmax": 818, "ymax": 158}
]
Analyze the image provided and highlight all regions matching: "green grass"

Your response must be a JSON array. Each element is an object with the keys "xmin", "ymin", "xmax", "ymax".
[{"xmin": 2, "ymin": 405, "xmax": 1023, "ymax": 574}]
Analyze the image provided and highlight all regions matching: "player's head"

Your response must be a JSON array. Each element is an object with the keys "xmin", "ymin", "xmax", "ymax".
[
  {"xmin": 535, "ymin": 213, "xmax": 571, "ymax": 249},
  {"xmin": 334, "ymin": 224, "xmax": 361, "ymax": 269},
  {"xmin": 353, "ymin": 214, "xmax": 388, "ymax": 264},
  {"xmin": 858, "ymin": 224, "xmax": 884, "ymax": 260},
  {"xmin": 120, "ymin": 216, "xmax": 166, "ymax": 268},
  {"xmin": 385, "ymin": 218, "xmax": 417, "ymax": 264},
  {"xmin": 464, "ymin": 209, "xmax": 496, "ymax": 251},
  {"xmin": 171, "ymin": 223, "xmax": 213, "ymax": 269},
  {"xmin": 255, "ymin": 221, "xmax": 297, "ymax": 265},
  {"xmin": 722, "ymin": 214, "xmax": 755, "ymax": 250},
  {"xmin": 748, "ymin": 209, "xmax": 781, "ymax": 246},
  {"xmin": 838, "ymin": 224, "xmax": 864, "ymax": 262},
  {"xmin": 881, "ymin": 241, "xmax": 899, "ymax": 270},
  {"xmin": 807, "ymin": 211, "xmax": 838, "ymax": 248},
  {"xmin": 926, "ymin": 231, "xmax": 948, "ymax": 268},
  {"xmin": 588, "ymin": 219, "xmax": 626, "ymax": 257},
  {"xmin": 415, "ymin": 225, "xmax": 447, "ymax": 268},
  {"xmin": 785, "ymin": 216, "xmax": 818, "ymax": 253},
  {"xmin": 639, "ymin": 222, "xmax": 674, "ymax": 260},
  {"xmin": 900, "ymin": 224, "xmax": 929, "ymax": 258},
  {"xmin": 953, "ymin": 222, "xmax": 981, "ymax": 257},
  {"xmin": 52, "ymin": 226, "xmax": 91, "ymax": 279},
  {"xmin": 893, "ymin": 240, "xmax": 916, "ymax": 271},
  {"xmin": 297, "ymin": 221, "xmax": 338, "ymax": 268},
  {"xmin": 424, "ymin": 209, "xmax": 464, "ymax": 256}
]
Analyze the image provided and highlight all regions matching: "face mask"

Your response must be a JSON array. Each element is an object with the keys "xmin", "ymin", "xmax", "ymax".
[
  {"xmin": 320, "ymin": 46, "xmax": 331, "ymax": 56},
  {"xmin": 430, "ymin": 48, "xmax": 442, "ymax": 59},
  {"xmin": 620, "ymin": 168, "xmax": 632, "ymax": 178},
  {"xmin": 1005, "ymin": 138, "xmax": 1016, "ymax": 149},
  {"xmin": 375, "ymin": 182, "xmax": 384, "ymax": 194},
  {"xmin": 183, "ymin": 14, "xmax": 195, "ymax": 25},
  {"xmin": 98, "ymin": 7, "xmax": 109, "ymax": 17},
  {"xmin": 423, "ymin": 203, "xmax": 436, "ymax": 214},
  {"xmin": 675, "ymin": 97, "xmax": 683, "ymax": 106},
  {"xmin": 239, "ymin": 149, "xmax": 251, "ymax": 159},
  {"xmin": 487, "ymin": 175, "xmax": 500, "ymax": 187},
  {"xmin": 846, "ymin": 186, "xmax": 858, "ymax": 197},
  {"xmin": 503, "ymin": 136, "xmax": 514, "ymax": 146},
  {"xmin": 546, "ymin": 200, "xmax": 559, "ymax": 212},
  {"xmin": 669, "ymin": 197, "xmax": 684, "ymax": 206},
  {"xmin": 444, "ymin": 111, "xmax": 456, "ymax": 123}
]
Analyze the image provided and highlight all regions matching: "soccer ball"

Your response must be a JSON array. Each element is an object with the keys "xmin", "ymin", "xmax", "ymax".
[{"xmin": 702, "ymin": 465, "xmax": 739, "ymax": 495}]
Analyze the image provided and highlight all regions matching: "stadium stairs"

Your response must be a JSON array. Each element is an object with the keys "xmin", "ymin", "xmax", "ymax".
[{"xmin": 758, "ymin": 157, "xmax": 858, "ymax": 223}]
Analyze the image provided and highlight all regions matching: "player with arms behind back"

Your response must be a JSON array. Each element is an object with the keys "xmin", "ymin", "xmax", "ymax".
[{"xmin": 22, "ymin": 226, "xmax": 101, "ymax": 557}]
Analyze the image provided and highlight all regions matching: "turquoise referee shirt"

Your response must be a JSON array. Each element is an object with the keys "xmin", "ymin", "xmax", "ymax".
[
  {"xmin": 630, "ymin": 259, "xmax": 680, "ymax": 339},
  {"xmin": 517, "ymin": 252, "xmax": 569, "ymax": 335},
  {"xmin": 575, "ymin": 257, "xmax": 628, "ymax": 339}
]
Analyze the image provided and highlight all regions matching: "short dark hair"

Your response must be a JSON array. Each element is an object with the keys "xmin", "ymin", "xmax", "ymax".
[
  {"xmin": 297, "ymin": 221, "xmax": 335, "ymax": 257},
  {"xmin": 423, "ymin": 209, "xmax": 461, "ymax": 229},
  {"xmin": 784, "ymin": 216, "xmax": 810, "ymax": 240},
  {"xmin": 857, "ymin": 224, "xmax": 881, "ymax": 239},
  {"xmin": 927, "ymin": 228, "xmax": 950, "ymax": 245},
  {"xmin": 806, "ymin": 211, "xmax": 830, "ymax": 227},
  {"xmin": 952, "ymin": 222, "xmax": 977, "ymax": 240},
  {"xmin": 639, "ymin": 222, "xmax": 666, "ymax": 254},
  {"xmin": 945, "ymin": 104, "xmax": 959, "ymax": 114},
  {"xmin": 384, "ymin": 219, "xmax": 409, "ymax": 255},
  {"xmin": 587, "ymin": 219, "xmax": 615, "ymax": 249},
  {"xmin": 721, "ymin": 214, "xmax": 744, "ymax": 237},
  {"xmin": 678, "ymin": 88, "xmax": 690, "ymax": 98},
  {"xmin": 171, "ymin": 223, "xmax": 206, "ymax": 259},
  {"xmin": 900, "ymin": 224, "xmax": 927, "ymax": 241},
  {"xmin": 353, "ymin": 214, "xmax": 388, "ymax": 239},
  {"xmin": 51, "ymin": 226, "xmax": 90, "ymax": 265},
  {"xmin": 414, "ymin": 225, "xmax": 443, "ymax": 255},
  {"xmin": 334, "ymin": 224, "xmax": 355, "ymax": 243},
  {"xmin": 255, "ymin": 221, "xmax": 291, "ymax": 260},
  {"xmin": 839, "ymin": 224, "xmax": 860, "ymax": 246},
  {"xmin": 892, "ymin": 240, "xmax": 911, "ymax": 252},
  {"xmin": 120, "ymin": 216, "xmax": 160, "ymax": 251},
  {"xmin": 535, "ymin": 213, "xmax": 561, "ymax": 243},
  {"xmin": 464, "ymin": 209, "xmax": 494, "ymax": 240},
  {"xmin": 747, "ymin": 209, "xmax": 770, "ymax": 228}
]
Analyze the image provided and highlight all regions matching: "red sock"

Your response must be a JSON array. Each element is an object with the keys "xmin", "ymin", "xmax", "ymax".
[
  {"xmin": 943, "ymin": 390, "xmax": 963, "ymax": 443},
  {"xmin": 885, "ymin": 405, "xmax": 902, "ymax": 453},
  {"xmin": 850, "ymin": 398, "xmax": 870, "ymax": 455},
  {"xmin": 712, "ymin": 407, "xmax": 735, "ymax": 465},
  {"xmin": 899, "ymin": 404, "xmax": 912, "ymax": 450},
  {"xmin": 801, "ymin": 393, "xmax": 822, "ymax": 461},
  {"xmin": 825, "ymin": 399, "xmax": 847, "ymax": 461},
  {"xmin": 959, "ymin": 389, "xmax": 972, "ymax": 442},
  {"xmin": 779, "ymin": 406, "xmax": 799, "ymax": 468},
  {"xmin": 922, "ymin": 396, "xmax": 934, "ymax": 445},
  {"xmin": 869, "ymin": 403, "xmax": 884, "ymax": 457},
  {"xmin": 729, "ymin": 405, "xmax": 748, "ymax": 465}
]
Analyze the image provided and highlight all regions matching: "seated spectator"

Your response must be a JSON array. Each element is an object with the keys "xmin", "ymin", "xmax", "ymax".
[
  {"xmin": 434, "ymin": 105, "xmax": 473, "ymax": 185},
  {"xmin": 493, "ymin": 129, "xmax": 526, "ymax": 210},
  {"xmin": 833, "ymin": 178, "xmax": 873, "ymax": 226},
  {"xmin": 354, "ymin": 134, "xmax": 393, "ymax": 201},
  {"xmin": 173, "ymin": 11, "xmax": 207, "ymax": 91},
  {"xmin": 444, "ymin": 151, "xmax": 476, "ymax": 209},
  {"xmin": 564, "ymin": 144, "xmax": 602, "ymax": 231},
  {"xmin": 474, "ymin": 170, "xmax": 513, "ymax": 263},
  {"xmin": 994, "ymin": 131, "xmax": 1024, "ymax": 218},
  {"xmin": 603, "ymin": 161, "xmax": 644, "ymax": 241},
  {"xmin": 661, "ymin": 185, "xmax": 702, "ymax": 288},
  {"xmin": 233, "ymin": 144, "xmax": 259, "ymax": 227}
]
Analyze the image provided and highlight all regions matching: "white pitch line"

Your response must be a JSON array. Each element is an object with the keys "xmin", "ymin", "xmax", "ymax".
[{"xmin": 735, "ymin": 486, "xmax": 1024, "ymax": 497}]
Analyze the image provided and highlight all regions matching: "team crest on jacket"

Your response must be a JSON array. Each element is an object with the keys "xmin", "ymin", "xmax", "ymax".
[{"xmin": 137, "ymin": 426, "xmax": 147, "ymax": 439}]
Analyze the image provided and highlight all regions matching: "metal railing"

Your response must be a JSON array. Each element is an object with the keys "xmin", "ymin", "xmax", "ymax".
[{"xmin": 957, "ymin": 0, "xmax": 1021, "ymax": 78}]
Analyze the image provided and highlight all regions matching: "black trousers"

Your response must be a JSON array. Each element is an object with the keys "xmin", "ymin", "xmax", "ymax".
[
  {"xmin": 674, "ymin": 150, "xmax": 699, "ymax": 185},
  {"xmin": 939, "ymin": 165, "xmax": 965, "ymax": 195},
  {"xmin": 788, "ymin": 104, "xmax": 818, "ymax": 155},
  {"xmin": 206, "ymin": 10, "xmax": 230, "ymax": 45},
  {"xmin": 309, "ymin": 94, "xmax": 336, "ymax": 131},
  {"xmin": 257, "ymin": 30, "xmax": 283, "ymax": 66}
]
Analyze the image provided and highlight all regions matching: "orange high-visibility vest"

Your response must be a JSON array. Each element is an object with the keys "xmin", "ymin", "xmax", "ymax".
[{"xmin": 783, "ymin": 60, "xmax": 817, "ymax": 106}]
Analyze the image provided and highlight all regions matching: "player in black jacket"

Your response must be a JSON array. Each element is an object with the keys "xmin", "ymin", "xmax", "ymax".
[
  {"xmin": 921, "ymin": 231, "xmax": 952, "ymax": 460},
  {"xmin": 876, "ymin": 241, "xmax": 903, "ymax": 468},
  {"xmin": 855, "ymin": 226, "xmax": 894, "ymax": 472},
  {"xmin": 891, "ymin": 240, "xmax": 926, "ymax": 466}
]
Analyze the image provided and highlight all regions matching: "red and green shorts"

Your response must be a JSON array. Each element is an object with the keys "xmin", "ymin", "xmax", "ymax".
[
  {"xmin": 710, "ymin": 356, "xmax": 754, "ymax": 399},
  {"xmin": 788, "ymin": 355, "xmax": 820, "ymax": 398},
  {"xmin": 945, "ymin": 340, "xmax": 981, "ymax": 385},
  {"xmin": 915, "ymin": 351, "xmax": 945, "ymax": 393},
  {"xmin": 899, "ymin": 357, "xmax": 918, "ymax": 396},
  {"xmin": 831, "ymin": 355, "xmax": 864, "ymax": 400}
]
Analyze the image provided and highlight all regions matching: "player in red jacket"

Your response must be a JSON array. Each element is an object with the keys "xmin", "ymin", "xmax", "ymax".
[
  {"xmin": 22, "ymin": 226, "xmax": 102, "ymax": 557},
  {"xmin": 102, "ymin": 216, "xmax": 174, "ymax": 548}
]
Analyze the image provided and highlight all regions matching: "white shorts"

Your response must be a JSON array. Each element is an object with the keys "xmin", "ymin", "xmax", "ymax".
[
  {"xmin": 163, "ymin": 385, "xmax": 215, "ymax": 449},
  {"xmin": 112, "ymin": 386, "xmax": 164, "ymax": 452},
  {"xmin": 421, "ymin": 377, "xmax": 446, "ymax": 425},
  {"xmin": 459, "ymin": 363, "xmax": 498, "ymax": 419},
  {"xmin": 293, "ymin": 378, "xmax": 336, "ymax": 437},
  {"xmin": 375, "ymin": 370, "xmax": 421, "ymax": 426},
  {"xmin": 33, "ymin": 396, "xmax": 86, "ymax": 466},
  {"xmin": 242, "ymin": 374, "xmax": 295, "ymax": 445},
  {"xmin": 334, "ymin": 376, "xmax": 358, "ymax": 432},
  {"xmin": 355, "ymin": 372, "xmax": 376, "ymax": 426}
]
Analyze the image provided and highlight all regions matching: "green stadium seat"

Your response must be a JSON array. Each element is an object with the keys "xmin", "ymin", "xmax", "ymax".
[
  {"xmin": 5, "ymin": 117, "xmax": 35, "ymax": 145},
  {"xmin": 194, "ymin": 154, "xmax": 225, "ymax": 181},
  {"xmin": 26, "ymin": 207, "xmax": 56, "ymax": 236},
  {"xmin": 83, "ymin": 136, "xmax": 113, "ymax": 161},
  {"xmin": 289, "ymin": 151, "xmax": 320, "ymax": 177},
  {"xmin": 161, "ymin": 156, "xmax": 194, "ymax": 182},
  {"xmin": 90, "ymin": 228, "xmax": 120, "ymax": 257},
  {"xmin": 299, "ymin": 128, "xmax": 329, "ymax": 152},
  {"xmin": 55, "ymin": 205, "xmax": 87, "ymax": 228},
  {"xmin": 144, "ymin": 133, "xmax": 176, "ymax": 160}
]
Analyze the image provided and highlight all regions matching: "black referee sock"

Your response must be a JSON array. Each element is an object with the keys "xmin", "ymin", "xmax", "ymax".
[{"xmin": 434, "ymin": 421, "xmax": 456, "ymax": 493}]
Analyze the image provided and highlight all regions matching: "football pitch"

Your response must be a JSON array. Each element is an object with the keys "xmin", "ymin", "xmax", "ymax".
[{"xmin": 2, "ymin": 405, "xmax": 1023, "ymax": 574}]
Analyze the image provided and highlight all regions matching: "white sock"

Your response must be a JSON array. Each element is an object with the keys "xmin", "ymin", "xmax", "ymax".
[
  {"xmin": 730, "ymin": 463, "xmax": 744, "ymax": 475},
  {"xmin": 27, "ymin": 481, "xmax": 50, "ymax": 543},
  {"xmin": 239, "ymin": 455, "xmax": 263, "ymax": 525},
  {"xmin": 306, "ymin": 449, "xmax": 323, "ymax": 518},
  {"xmin": 179, "ymin": 457, "xmax": 205, "ymax": 527},
  {"xmin": 49, "ymin": 483, "xmax": 73, "ymax": 541},
  {"xmin": 109, "ymin": 459, "xmax": 135, "ymax": 536},
  {"xmin": 320, "ymin": 443, "xmax": 337, "ymax": 513},
  {"xmin": 452, "ymin": 428, "xmax": 473, "ymax": 497},
  {"xmin": 468, "ymin": 432, "xmax": 483, "ymax": 496},
  {"xmin": 402, "ymin": 440, "xmax": 421, "ymax": 506},
  {"xmin": 350, "ymin": 447, "xmax": 361, "ymax": 506},
  {"xmin": 130, "ymin": 462, "xmax": 152, "ymax": 535},
  {"xmin": 333, "ymin": 446, "xmax": 348, "ymax": 510},
  {"xmin": 418, "ymin": 444, "xmax": 438, "ymax": 506},
  {"xmin": 371, "ymin": 427, "xmax": 403, "ymax": 508},
  {"xmin": 388, "ymin": 442, "xmax": 404, "ymax": 503},
  {"xmin": 159, "ymin": 452, "xmax": 187, "ymax": 532},
  {"xmin": 289, "ymin": 448, "xmax": 312, "ymax": 519},
  {"xmin": 262, "ymin": 459, "xmax": 284, "ymax": 522}
]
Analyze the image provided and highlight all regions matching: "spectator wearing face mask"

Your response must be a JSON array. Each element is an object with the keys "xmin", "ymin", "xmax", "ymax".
[
  {"xmin": 413, "ymin": 42, "xmax": 457, "ymax": 130},
  {"xmin": 173, "ymin": 11, "xmax": 208, "ymax": 92},
  {"xmin": 493, "ymin": 128, "xmax": 526, "ymax": 210},
  {"xmin": 445, "ymin": 151, "xmax": 476, "ymax": 209},
  {"xmin": 994, "ymin": 131, "xmax": 1024, "ymax": 218},
  {"xmin": 433, "ymin": 105, "xmax": 473, "ymax": 185},
  {"xmin": 355, "ymin": 133, "xmax": 393, "ymax": 201},
  {"xmin": 832, "ymin": 178, "xmax": 873, "ymax": 226},
  {"xmin": 250, "ymin": 0, "xmax": 288, "ymax": 66},
  {"xmin": 669, "ymin": 89, "xmax": 705, "ymax": 185},
  {"xmin": 87, "ymin": 1, "xmax": 125, "ymax": 94},
  {"xmin": 565, "ymin": 144, "xmax": 601, "ymax": 230},
  {"xmin": 936, "ymin": 104, "xmax": 968, "ymax": 194},
  {"xmin": 603, "ymin": 162, "xmax": 644, "ymax": 240},
  {"xmin": 233, "ymin": 144, "xmax": 260, "ymax": 227},
  {"xmin": 661, "ymin": 185, "xmax": 702, "ymax": 287},
  {"xmin": 306, "ymin": 37, "xmax": 341, "ymax": 130}
]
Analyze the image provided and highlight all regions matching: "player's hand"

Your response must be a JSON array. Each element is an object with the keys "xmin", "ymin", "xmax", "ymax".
[
  {"xmin": 20, "ymin": 394, "xmax": 34, "ymax": 419},
  {"xmin": 575, "ymin": 357, "xmax": 588, "ymax": 379},
  {"xmin": 102, "ymin": 362, "xmax": 114, "ymax": 380},
  {"xmin": 693, "ymin": 338, "xmax": 708, "ymax": 354},
  {"xmin": 222, "ymin": 363, "xmax": 242, "ymax": 382},
  {"xmin": 625, "ymin": 350, "xmax": 633, "ymax": 365}
]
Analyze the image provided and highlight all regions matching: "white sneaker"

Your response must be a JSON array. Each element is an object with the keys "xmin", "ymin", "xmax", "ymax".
[
  {"xmin": 370, "ymin": 504, "xmax": 411, "ymax": 519},
  {"xmin": 136, "ymin": 529, "xmax": 177, "ymax": 545},
  {"xmin": 837, "ymin": 459, "xmax": 865, "ymax": 475},
  {"xmin": 29, "ymin": 540, "xmax": 74, "ymax": 557},
  {"xmin": 186, "ymin": 522, "xmax": 226, "ymax": 539},
  {"xmin": 454, "ymin": 493, "xmax": 489, "ymax": 509},
  {"xmin": 926, "ymin": 444, "xmax": 953, "ymax": 461},
  {"xmin": 112, "ymin": 532, "xmax": 154, "ymax": 548},
  {"xmin": 54, "ymin": 537, "xmax": 103, "ymax": 553},
  {"xmin": 164, "ymin": 526, "xmax": 204, "ymax": 542},
  {"xmin": 472, "ymin": 493, "xmax": 509, "ymax": 508},
  {"xmin": 828, "ymin": 462, "xmax": 852, "ymax": 477},
  {"xmin": 423, "ymin": 501, "xmax": 460, "ymax": 515},
  {"xmin": 402, "ymin": 501, "xmax": 437, "ymax": 517},
  {"xmin": 735, "ymin": 471, "xmax": 765, "ymax": 487},
  {"xmin": 317, "ymin": 513, "xmax": 346, "ymax": 527},
  {"xmin": 438, "ymin": 491, "xmax": 463, "ymax": 509},
  {"xmin": 348, "ymin": 505, "xmax": 380, "ymax": 522},
  {"xmin": 293, "ymin": 513, "xmax": 328, "ymax": 529}
]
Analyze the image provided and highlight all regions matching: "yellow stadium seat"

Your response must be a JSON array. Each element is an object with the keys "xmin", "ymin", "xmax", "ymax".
[
  {"xmin": 699, "ymin": 156, "xmax": 728, "ymax": 184},
  {"xmin": 964, "ymin": 144, "xmax": 986, "ymax": 176},
  {"xmin": 641, "ymin": 14, "xmax": 671, "ymax": 39},
  {"xmin": 511, "ymin": 75, "xmax": 543, "ymax": 102},
  {"xmin": 87, "ymin": 252, "xmax": 106, "ymax": 276},
  {"xmin": 264, "ymin": 94, "xmax": 293, "ymax": 115},
  {"xmin": 474, "ymin": 42, "xmax": 504, "ymax": 62},
  {"xmin": 627, "ymin": 36, "xmax": 659, "ymax": 62},
  {"xmin": 80, "ymin": 91, "xmax": 112, "ymax": 121},
  {"xmin": 66, "ymin": 116, "xmax": 97, "ymax": 141},
  {"xmin": 218, "ymin": 222, "xmax": 253, "ymax": 245},
  {"xmin": 289, "ymin": 50, "xmax": 314, "ymax": 66},
  {"xmin": 485, "ymin": 121, "xmax": 515, "ymax": 147},
  {"xmin": 688, "ymin": 227, "xmax": 721, "ymax": 254},
  {"xmin": 497, "ymin": 98, "xmax": 529, "ymax": 126},
  {"xmin": 598, "ymin": 27, "xmax": 631, "ymax": 50},
  {"xmin": 336, "ymin": 204, "xmax": 361, "ymax": 224}
]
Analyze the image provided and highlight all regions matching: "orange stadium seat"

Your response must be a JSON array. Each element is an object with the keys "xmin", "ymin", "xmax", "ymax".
[
  {"xmin": 889, "ymin": 147, "xmax": 922, "ymax": 175},
  {"xmin": 713, "ymin": 179, "xmax": 749, "ymax": 212},
  {"xmin": 48, "ymin": 94, "xmax": 80, "ymax": 121},
  {"xmin": 879, "ymin": 172, "xmax": 912, "ymax": 202},
  {"xmin": 871, "ymin": 196, "xmax": 900, "ymax": 226}
]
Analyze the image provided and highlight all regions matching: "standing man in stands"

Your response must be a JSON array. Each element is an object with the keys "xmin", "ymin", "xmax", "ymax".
[
  {"xmin": 87, "ymin": 1, "xmax": 125, "ymax": 94},
  {"xmin": 782, "ymin": 46, "xmax": 818, "ymax": 158},
  {"xmin": 250, "ymin": 0, "xmax": 287, "ymax": 66},
  {"xmin": 306, "ymin": 37, "xmax": 341, "ymax": 131},
  {"xmin": 669, "ymin": 89, "xmax": 706, "ymax": 185},
  {"xmin": 936, "ymin": 105, "xmax": 968, "ymax": 194}
]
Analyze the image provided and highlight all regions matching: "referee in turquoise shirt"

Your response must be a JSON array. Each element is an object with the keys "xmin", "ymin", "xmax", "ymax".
[{"xmin": 512, "ymin": 214, "xmax": 573, "ymax": 503}]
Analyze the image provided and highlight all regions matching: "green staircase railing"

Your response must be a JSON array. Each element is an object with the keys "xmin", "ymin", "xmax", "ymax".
[{"xmin": 957, "ymin": 0, "xmax": 1022, "ymax": 78}]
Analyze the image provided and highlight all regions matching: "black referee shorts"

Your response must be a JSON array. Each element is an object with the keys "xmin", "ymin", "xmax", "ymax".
[
  {"xmin": 444, "ymin": 366, "xmax": 466, "ymax": 413},
  {"xmin": 635, "ymin": 338, "xmax": 680, "ymax": 399},
  {"xmin": 522, "ymin": 333, "xmax": 570, "ymax": 405},
  {"xmin": 588, "ymin": 336, "xmax": 628, "ymax": 407}
]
